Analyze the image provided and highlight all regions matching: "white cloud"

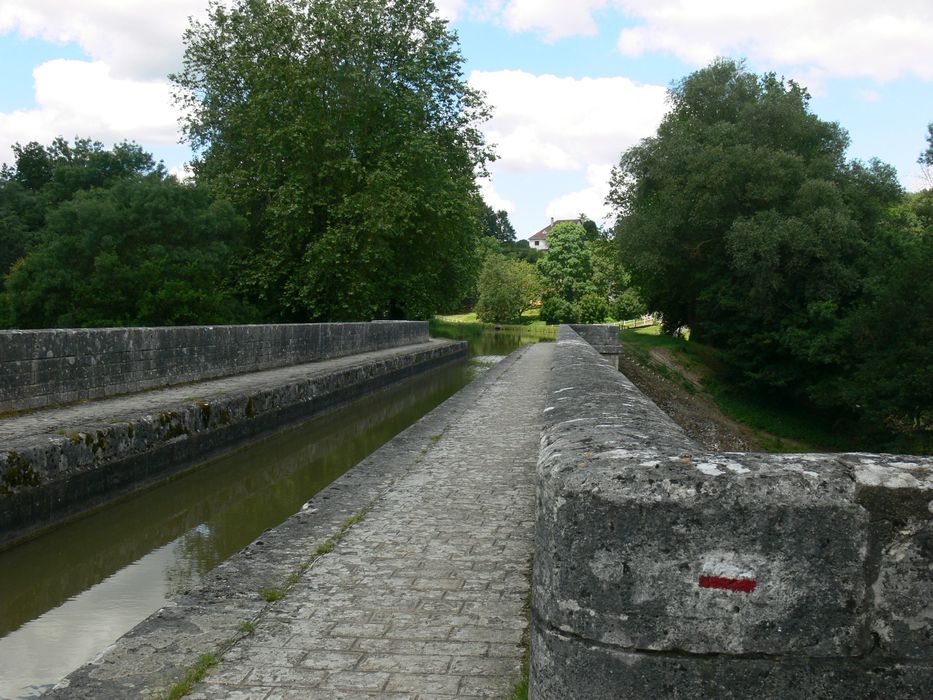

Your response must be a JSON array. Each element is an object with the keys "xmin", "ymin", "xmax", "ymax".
[
  {"xmin": 168, "ymin": 163, "xmax": 194, "ymax": 181},
  {"xmin": 545, "ymin": 163, "xmax": 614, "ymax": 224},
  {"xmin": 0, "ymin": 60, "xmax": 181, "ymax": 167},
  {"xmin": 479, "ymin": 174, "xmax": 516, "ymax": 212},
  {"xmin": 434, "ymin": 0, "xmax": 467, "ymax": 22},
  {"xmin": 499, "ymin": 0, "xmax": 609, "ymax": 41},
  {"xmin": 0, "ymin": 0, "xmax": 207, "ymax": 80},
  {"xmin": 471, "ymin": 1, "xmax": 933, "ymax": 82},
  {"xmin": 470, "ymin": 69, "xmax": 667, "ymax": 173},
  {"xmin": 616, "ymin": 0, "xmax": 933, "ymax": 82}
]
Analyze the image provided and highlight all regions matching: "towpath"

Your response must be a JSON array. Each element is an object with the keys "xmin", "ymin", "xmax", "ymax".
[{"xmin": 173, "ymin": 341, "xmax": 551, "ymax": 699}]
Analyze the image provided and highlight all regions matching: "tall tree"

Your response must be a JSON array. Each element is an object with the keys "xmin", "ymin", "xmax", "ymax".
[
  {"xmin": 537, "ymin": 221, "xmax": 609, "ymax": 324},
  {"xmin": 173, "ymin": 0, "xmax": 492, "ymax": 321},
  {"xmin": 608, "ymin": 59, "xmax": 925, "ymax": 443},
  {"xmin": 474, "ymin": 254, "xmax": 539, "ymax": 323},
  {"xmin": 3, "ymin": 176, "xmax": 252, "ymax": 328},
  {"xmin": 481, "ymin": 202, "xmax": 516, "ymax": 243},
  {"xmin": 1, "ymin": 138, "xmax": 161, "ymax": 279}
]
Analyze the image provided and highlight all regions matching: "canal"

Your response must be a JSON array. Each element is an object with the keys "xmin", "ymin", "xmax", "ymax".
[{"xmin": 0, "ymin": 326, "xmax": 551, "ymax": 699}]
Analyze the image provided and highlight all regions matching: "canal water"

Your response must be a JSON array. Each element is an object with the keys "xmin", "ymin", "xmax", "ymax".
[{"xmin": 0, "ymin": 327, "xmax": 550, "ymax": 699}]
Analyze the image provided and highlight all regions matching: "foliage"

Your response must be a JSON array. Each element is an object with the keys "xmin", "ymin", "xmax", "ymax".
[
  {"xmin": 481, "ymin": 201, "xmax": 517, "ymax": 243},
  {"xmin": 173, "ymin": 0, "xmax": 492, "ymax": 321},
  {"xmin": 2, "ymin": 176, "xmax": 252, "ymax": 328},
  {"xmin": 838, "ymin": 192, "xmax": 932, "ymax": 447},
  {"xmin": 619, "ymin": 326, "xmax": 848, "ymax": 453},
  {"xmin": 475, "ymin": 254, "xmax": 540, "ymax": 323},
  {"xmin": 590, "ymin": 233, "xmax": 645, "ymax": 321},
  {"xmin": 1, "ymin": 138, "xmax": 160, "ymax": 280},
  {"xmin": 536, "ymin": 222, "xmax": 593, "ymax": 305},
  {"xmin": 506, "ymin": 239, "xmax": 543, "ymax": 264},
  {"xmin": 162, "ymin": 653, "xmax": 219, "ymax": 700},
  {"xmin": 536, "ymin": 220, "xmax": 632, "ymax": 323},
  {"xmin": 609, "ymin": 58, "xmax": 928, "ymax": 445},
  {"xmin": 921, "ymin": 123, "xmax": 933, "ymax": 168}
]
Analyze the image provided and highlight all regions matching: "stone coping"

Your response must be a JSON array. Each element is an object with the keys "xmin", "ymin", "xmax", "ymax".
[
  {"xmin": 531, "ymin": 325, "xmax": 933, "ymax": 698},
  {"xmin": 1, "ymin": 321, "xmax": 429, "ymax": 412},
  {"xmin": 1, "ymin": 339, "xmax": 465, "ymax": 545}
]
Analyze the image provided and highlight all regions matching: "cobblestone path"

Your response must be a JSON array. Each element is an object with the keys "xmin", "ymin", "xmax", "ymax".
[{"xmin": 189, "ymin": 342, "xmax": 553, "ymax": 699}]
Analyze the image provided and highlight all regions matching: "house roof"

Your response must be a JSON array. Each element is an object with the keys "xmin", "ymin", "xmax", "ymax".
[{"xmin": 528, "ymin": 218, "xmax": 580, "ymax": 241}]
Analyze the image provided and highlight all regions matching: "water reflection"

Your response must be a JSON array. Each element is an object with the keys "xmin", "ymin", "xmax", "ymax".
[
  {"xmin": 0, "ymin": 360, "xmax": 472, "ymax": 700},
  {"xmin": 430, "ymin": 321, "xmax": 555, "ymax": 356}
]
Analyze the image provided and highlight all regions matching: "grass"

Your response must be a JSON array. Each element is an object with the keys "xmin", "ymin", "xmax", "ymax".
[
  {"xmin": 238, "ymin": 621, "xmax": 256, "ymax": 634},
  {"xmin": 618, "ymin": 325, "xmax": 849, "ymax": 452},
  {"xmin": 162, "ymin": 653, "xmax": 219, "ymax": 700},
  {"xmin": 314, "ymin": 510, "xmax": 368, "ymax": 557},
  {"xmin": 259, "ymin": 586, "xmax": 285, "ymax": 602},
  {"xmin": 436, "ymin": 307, "xmax": 550, "ymax": 327},
  {"xmin": 510, "ymin": 674, "xmax": 529, "ymax": 700},
  {"xmin": 430, "ymin": 318, "xmax": 557, "ymax": 342}
]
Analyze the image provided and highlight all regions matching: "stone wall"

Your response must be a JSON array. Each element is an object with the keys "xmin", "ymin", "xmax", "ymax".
[
  {"xmin": 531, "ymin": 325, "xmax": 932, "ymax": 698},
  {"xmin": 0, "ymin": 321, "xmax": 428, "ymax": 413},
  {"xmin": 567, "ymin": 323, "xmax": 621, "ymax": 355},
  {"xmin": 1, "ymin": 340, "xmax": 465, "ymax": 545}
]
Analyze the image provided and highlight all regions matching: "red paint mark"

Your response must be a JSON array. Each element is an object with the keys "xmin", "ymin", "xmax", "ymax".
[{"xmin": 699, "ymin": 575, "xmax": 757, "ymax": 593}]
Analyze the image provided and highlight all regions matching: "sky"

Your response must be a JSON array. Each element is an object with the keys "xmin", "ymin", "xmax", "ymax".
[{"xmin": 1, "ymin": 0, "xmax": 931, "ymax": 240}]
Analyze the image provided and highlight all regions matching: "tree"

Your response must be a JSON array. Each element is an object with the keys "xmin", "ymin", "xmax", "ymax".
[
  {"xmin": 474, "ymin": 254, "xmax": 539, "ymax": 323},
  {"xmin": 609, "ymin": 59, "xmax": 854, "ymax": 340},
  {"xmin": 173, "ymin": 0, "xmax": 492, "ymax": 321},
  {"xmin": 537, "ymin": 221, "xmax": 610, "ymax": 324},
  {"xmin": 1, "ymin": 138, "xmax": 162, "ymax": 278},
  {"xmin": 481, "ymin": 202, "xmax": 516, "ymax": 243},
  {"xmin": 608, "ymin": 59, "xmax": 926, "ymax": 444},
  {"xmin": 2, "ymin": 176, "xmax": 253, "ymax": 328},
  {"xmin": 839, "ymin": 193, "xmax": 932, "ymax": 444}
]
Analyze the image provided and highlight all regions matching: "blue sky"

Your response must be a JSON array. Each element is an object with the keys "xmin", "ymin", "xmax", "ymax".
[{"xmin": 1, "ymin": 0, "xmax": 931, "ymax": 239}]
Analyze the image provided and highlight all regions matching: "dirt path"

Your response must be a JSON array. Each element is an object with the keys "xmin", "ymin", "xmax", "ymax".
[{"xmin": 618, "ymin": 350, "xmax": 764, "ymax": 452}]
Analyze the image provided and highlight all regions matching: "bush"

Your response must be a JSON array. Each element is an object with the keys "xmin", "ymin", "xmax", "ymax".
[
  {"xmin": 475, "ymin": 254, "xmax": 539, "ymax": 323},
  {"xmin": 575, "ymin": 293, "xmax": 610, "ymax": 323},
  {"xmin": 540, "ymin": 295, "xmax": 576, "ymax": 324}
]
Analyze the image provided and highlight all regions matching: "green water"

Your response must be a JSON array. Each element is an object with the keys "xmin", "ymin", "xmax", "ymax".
[
  {"xmin": 0, "ymin": 359, "xmax": 476, "ymax": 700},
  {"xmin": 429, "ymin": 320, "xmax": 556, "ymax": 357}
]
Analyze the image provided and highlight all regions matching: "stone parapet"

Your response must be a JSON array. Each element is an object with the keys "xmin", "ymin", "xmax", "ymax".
[
  {"xmin": 0, "ymin": 321, "xmax": 429, "ymax": 413},
  {"xmin": 0, "ymin": 339, "xmax": 465, "ymax": 545},
  {"xmin": 531, "ymin": 325, "xmax": 933, "ymax": 698},
  {"xmin": 567, "ymin": 323, "xmax": 622, "ymax": 357}
]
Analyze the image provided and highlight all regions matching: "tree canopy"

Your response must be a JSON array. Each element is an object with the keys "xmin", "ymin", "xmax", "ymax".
[
  {"xmin": 537, "ymin": 221, "xmax": 609, "ymax": 324},
  {"xmin": 173, "ymin": 0, "xmax": 492, "ymax": 321},
  {"xmin": 1, "ymin": 138, "xmax": 161, "ymax": 279},
  {"xmin": 3, "ymin": 174, "xmax": 251, "ymax": 328},
  {"xmin": 0, "ymin": 138, "xmax": 253, "ymax": 329},
  {"xmin": 475, "ymin": 254, "xmax": 539, "ymax": 323},
  {"xmin": 481, "ymin": 202, "xmax": 516, "ymax": 243},
  {"xmin": 609, "ymin": 58, "xmax": 929, "ymax": 445}
]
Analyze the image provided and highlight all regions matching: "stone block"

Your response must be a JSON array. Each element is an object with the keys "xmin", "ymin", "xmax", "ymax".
[
  {"xmin": 854, "ymin": 456, "xmax": 933, "ymax": 659},
  {"xmin": 531, "ymin": 325, "xmax": 933, "ymax": 698},
  {"xmin": 532, "ymin": 625, "xmax": 933, "ymax": 700},
  {"xmin": 536, "ymin": 450, "xmax": 870, "ymax": 656}
]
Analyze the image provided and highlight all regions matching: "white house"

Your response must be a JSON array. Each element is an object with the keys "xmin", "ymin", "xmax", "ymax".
[{"xmin": 527, "ymin": 218, "xmax": 581, "ymax": 251}]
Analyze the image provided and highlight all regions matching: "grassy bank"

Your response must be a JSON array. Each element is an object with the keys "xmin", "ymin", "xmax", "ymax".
[
  {"xmin": 435, "ymin": 308, "xmax": 551, "ymax": 327},
  {"xmin": 619, "ymin": 325, "xmax": 859, "ymax": 453},
  {"xmin": 429, "ymin": 317, "xmax": 556, "ymax": 358}
]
